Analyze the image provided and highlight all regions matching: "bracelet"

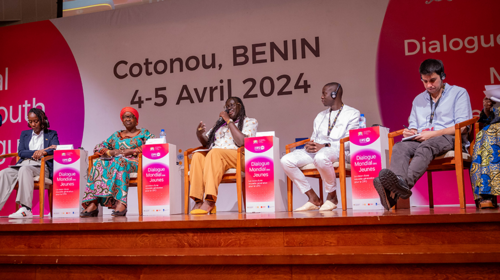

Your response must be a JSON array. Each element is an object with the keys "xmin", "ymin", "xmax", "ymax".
[
  {"xmin": 106, "ymin": 150, "xmax": 112, "ymax": 157},
  {"xmin": 226, "ymin": 119, "xmax": 233, "ymax": 125}
]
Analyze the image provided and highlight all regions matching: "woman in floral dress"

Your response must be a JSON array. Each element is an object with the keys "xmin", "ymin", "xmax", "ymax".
[
  {"xmin": 81, "ymin": 107, "xmax": 154, "ymax": 217},
  {"xmin": 470, "ymin": 97, "xmax": 500, "ymax": 209}
]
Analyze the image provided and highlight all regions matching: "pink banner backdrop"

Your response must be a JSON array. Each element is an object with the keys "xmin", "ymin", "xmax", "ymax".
[{"xmin": 0, "ymin": 21, "xmax": 84, "ymax": 216}]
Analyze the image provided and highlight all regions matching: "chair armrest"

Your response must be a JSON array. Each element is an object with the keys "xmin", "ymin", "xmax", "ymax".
[
  {"xmin": 89, "ymin": 154, "xmax": 100, "ymax": 161},
  {"xmin": 236, "ymin": 146, "xmax": 244, "ymax": 171},
  {"xmin": 183, "ymin": 146, "xmax": 205, "ymax": 173},
  {"xmin": 137, "ymin": 153, "xmax": 143, "ymax": 172},
  {"xmin": 41, "ymin": 155, "xmax": 54, "ymax": 164},
  {"xmin": 285, "ymin": 138, "xmax": 310, "ymax": 154},
  {"xmin": 38, "ymin": 155, "xmax": 54, "ymax": 184},
  {"xmin": 455, "ymin": 117, "xmax": 479, "ymax": 129},
  {"xmin": 339, "ymin": 136, "xmax": 349, "ymax": 167},
  {"xmin": 88, "ymin": 154, "xmax": 100, "ymax": 175},
  {"xmin": 388, "ymin": 129, "xmax": 404, "ymax": 138},
  {"xmin": 475, "ymin": 122, "xmax": 481, "ymax": 134},
  {"xmin": 184, "ymin": 146, "xmax": 204, "ymax": 157},
  {"xmin": 388, "ymin": 129, "xmax": 404, "ymax": 165},
  {"xmin": 0, "ymin": 153, "xmax": 18, "ymax": 159}
]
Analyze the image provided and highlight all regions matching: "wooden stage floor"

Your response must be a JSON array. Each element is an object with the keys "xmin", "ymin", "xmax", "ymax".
[
  {"xmin": 1, "ymin": 206, "xmax": 499, "ymax": 231},
  {"xmin": 1, "ymin": 207, "xmax": 500, "ymax": 279}
]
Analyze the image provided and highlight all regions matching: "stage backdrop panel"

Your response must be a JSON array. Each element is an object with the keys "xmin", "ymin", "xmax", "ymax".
[{"xmin": 1, "ymin": 0, "xmax": 499, "ymax": 213}]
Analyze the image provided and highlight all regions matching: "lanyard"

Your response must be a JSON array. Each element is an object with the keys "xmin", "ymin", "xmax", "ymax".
[
  {"xmin": 429, "ymin": 94, "xmax": 442, "ymax": 124},
  {"xmin": 328, "ymin": 104, "xmax": 344, "ymax": 135}
]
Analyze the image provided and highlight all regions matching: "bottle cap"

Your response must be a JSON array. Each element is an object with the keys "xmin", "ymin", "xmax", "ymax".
[
  {"xmin": 161, "ymin": 129, "xmax": 165, "ymax": 132},
  {"xmin": 360, "ymin": 114, "xmax": 365, "ymax": 117}
]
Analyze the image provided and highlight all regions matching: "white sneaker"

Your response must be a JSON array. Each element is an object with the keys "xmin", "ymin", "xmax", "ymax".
[{"xmin": 8, "ymin": 207, "xmax": 33, "ymax": 219}]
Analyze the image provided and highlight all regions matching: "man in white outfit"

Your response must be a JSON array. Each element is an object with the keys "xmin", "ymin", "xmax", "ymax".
[{"xmin": 281, "ymin": 82, "xmax": 360, "ymax": 211}]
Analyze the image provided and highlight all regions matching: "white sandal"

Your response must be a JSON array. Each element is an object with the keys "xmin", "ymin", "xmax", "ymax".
[
  {"xmin": 319, "ymin": 200, "xmax": 337, "ymax": 211},
  {"xmin": 294, "ymin": 202, "xmax": 320, "ymax": 212}
]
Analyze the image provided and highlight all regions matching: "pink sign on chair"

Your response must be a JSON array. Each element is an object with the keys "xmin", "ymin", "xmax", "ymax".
[
  {"xmin": 142, "ymin": 143, "xmax": 181, "ymax": 215},
  {"xmin": 245, "ymin": 136, "xmax": 286, "ymax": 213},
  {"xmin": 53, "ymin": 149, "xmax": 88, "ymax": 217},
  {"xmin": 349, "ymin": 127, "xmax": 389, "ymax": 210}
]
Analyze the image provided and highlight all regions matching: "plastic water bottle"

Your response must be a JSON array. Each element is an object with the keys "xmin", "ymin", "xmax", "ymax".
[
  {"xmin": 159, "ymin": 129, "xmax": 166, "ymax": 142},
  {"xmin": 359, "ymin": 114, "xmax": 366, "ymax": 129}
]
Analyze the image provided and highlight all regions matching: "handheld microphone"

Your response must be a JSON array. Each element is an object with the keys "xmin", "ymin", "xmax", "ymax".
[{"xmin": 218, "ymin": 108, "xmax": 230, "ymax": 122}]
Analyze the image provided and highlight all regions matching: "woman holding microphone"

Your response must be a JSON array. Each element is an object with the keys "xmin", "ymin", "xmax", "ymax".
[{"xmin": 189, "ymin": 97, "xmax": 258, "ymax": 215}]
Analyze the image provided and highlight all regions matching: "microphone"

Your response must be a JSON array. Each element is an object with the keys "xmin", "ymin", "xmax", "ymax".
[{"xmin": 218, "ymin": 108, "xmax": 230, "ymax": 123}]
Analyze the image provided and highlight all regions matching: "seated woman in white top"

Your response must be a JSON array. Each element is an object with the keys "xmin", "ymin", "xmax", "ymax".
[{"xmin": 190, "ymin": 97, "xmax": 258, "ymax": 215}]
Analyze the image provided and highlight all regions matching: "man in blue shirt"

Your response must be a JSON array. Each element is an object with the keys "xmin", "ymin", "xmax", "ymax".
[{"xmin": 374, "ymin": 59, "xmax": 473, "ymax": 210}]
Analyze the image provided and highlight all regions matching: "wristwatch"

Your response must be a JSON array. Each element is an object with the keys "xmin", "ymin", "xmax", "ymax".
[
  {"xmin": 227, "ymin": 119, "xmax": 233, "ymax": 125},
  {"xmin": 324, "ymin": 143, "xmax": 331, "ymax": 147}
]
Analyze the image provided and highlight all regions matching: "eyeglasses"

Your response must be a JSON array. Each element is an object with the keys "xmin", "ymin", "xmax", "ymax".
[{"xmin": 223, "ymin": 103, "xmax": 239, "ymax": 110}]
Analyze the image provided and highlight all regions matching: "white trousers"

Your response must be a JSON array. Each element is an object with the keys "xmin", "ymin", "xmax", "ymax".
[
  {"xmin": 0, "ymin": 159, "xmax": 48, "ymax": 210},
  {"xmin": 281, "ymin": 147, "xmax": 339, "ymax": 194}
]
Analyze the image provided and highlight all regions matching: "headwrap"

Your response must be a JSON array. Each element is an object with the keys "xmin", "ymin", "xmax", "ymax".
[{"xmin": 120, "ymin": 107, "xmax": 139, "ymax": 124}]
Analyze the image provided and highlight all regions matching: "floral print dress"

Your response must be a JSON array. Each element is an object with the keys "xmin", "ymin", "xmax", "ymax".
[
  {"xmin": 82, "ymin": 128, "xmax": 154, "ymax": 208},
  {"xmin": 470, "ymin": 108, "xmax": 500, "ymax": 200}
]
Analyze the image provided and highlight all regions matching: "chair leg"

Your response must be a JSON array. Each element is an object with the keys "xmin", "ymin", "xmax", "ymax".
[
  {"xmin": 49, "ymin": 187, "xmax": 53, "ymax": 217},
  {"xmin": 15, "ymin": 188, "xmax": 19, "ymax": 212},
  {"xmin": 242, "ymin": 180, "xmax": 246, "ymax": 210},
  {"xmin": 319, "ymin": 178, "xmax": 324, "ymax": 203},
  {"xmin": 137, "ymin": 182, "xmax": 143, "ymax": 217},
  {"xmin": 287, "ymin": 177, "xmax": 293, "ymax": 212},
  {"xmin": 39, "ymin": 184, "xmax": 45, "ymax": 218},
  {"xmin": 427, "ymin": 171, "xmax": 434, "ymax": 208},
  {"xmin": 339, "ymin": 171, "xmax": 348, "ymax": 211},
  {"xmin": 237, "ymin": 176, "xmax": 243, "ymax": 214},
  {"xmin": 456, "ymin": 162, "xmax": 466, "ymax": 209},
  {"xmin": 138, "ymin": 159, "xmax": 143, "ymax": 216},
  {"xmin": 184, "ymin": 179, "xmax": 190, "ymax": 214},
  {"xmin": 138, "ymin": 187, "xmax": 143, "ymax": 217}
]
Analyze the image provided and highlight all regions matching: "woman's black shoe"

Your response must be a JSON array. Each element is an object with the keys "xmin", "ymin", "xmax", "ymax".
[
  {"xmin": 111, "ymin": 208, "xmax": 127, "ymax": 217},
  {"xmin": 80, "ymin": 208, "xmax": 99, "ymax": 218}
]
